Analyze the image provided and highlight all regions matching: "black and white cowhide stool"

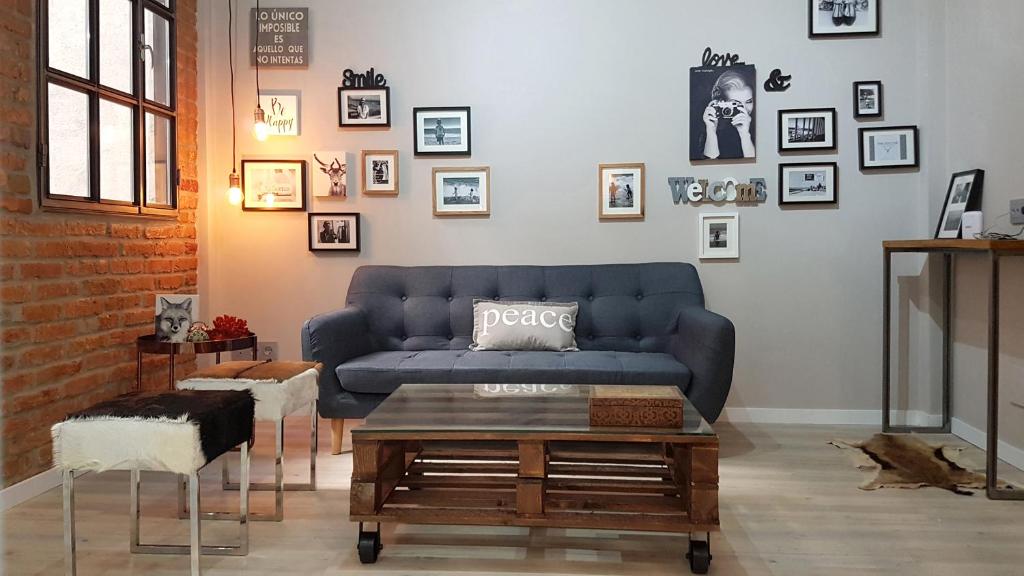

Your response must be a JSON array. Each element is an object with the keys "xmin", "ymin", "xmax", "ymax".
[
  {"xmin": 51, "ymin": 389, "xmax": 255, "ymax": 576},
  {"xmin": 176, "ymin": 360, "xmax": 321, "ymax": 521}
]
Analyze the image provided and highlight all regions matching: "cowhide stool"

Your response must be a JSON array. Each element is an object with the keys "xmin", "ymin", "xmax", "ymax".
[
  {"xmin": 176, "ymin": 360, "xmax": 321, "ymax": 521},
  {"xmin": 51, "ymin": 389, "xmax": 255, "ymax": 576}
]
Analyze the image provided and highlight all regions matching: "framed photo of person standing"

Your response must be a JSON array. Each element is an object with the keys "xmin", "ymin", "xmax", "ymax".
[
  {"xmin": 414, "ymin": 107, "xmax": 471, "ymax": 156},
  {"xmin": 690, "ymin": 65, "xmax": 756, "ymax": 161}
]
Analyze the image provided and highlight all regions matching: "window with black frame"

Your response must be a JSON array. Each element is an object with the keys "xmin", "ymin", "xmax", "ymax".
[{"xmin": 38, "ymin": 0, "xmax": 177, "ymax": 216}]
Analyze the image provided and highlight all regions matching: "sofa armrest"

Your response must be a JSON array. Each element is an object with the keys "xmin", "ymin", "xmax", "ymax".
[
  {"xmin": 301, "ymin": 307, "xmax": 374, "ymax": 409},
  {"xmin": 667, "ymin": 307, "xmax": 735, "ymax": 423}
]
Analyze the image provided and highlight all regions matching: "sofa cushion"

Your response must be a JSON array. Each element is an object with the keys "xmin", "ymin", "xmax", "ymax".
[
  {"xmin": 471, "ymin": 300, "xmax": 580, "ymax": 352},
  {"xmin": 336, "ymin": 350, "xmax": 691, "ymax": 395}
]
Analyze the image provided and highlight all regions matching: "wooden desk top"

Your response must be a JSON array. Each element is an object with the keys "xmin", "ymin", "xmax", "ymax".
[{"xmin": 884, "ymin": 239, "xmax": 1024, "ymax": 253}]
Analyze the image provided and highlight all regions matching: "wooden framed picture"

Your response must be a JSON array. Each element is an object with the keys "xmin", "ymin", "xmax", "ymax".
[
  {"xmin": 308, "ymin": 213, "xmax": 360, "ymax": 252},
  {"xmin": 338, "ymin": 87, "xmax": 391, "ymax": 127},
  {"xmin": 779, "ymin": 162, "xmax": 838, "ymax": 205},
  {"xmin": 859, "ymin": 126, "xmax": 919, "ymax": 170},
  {"xmin": 432, "ymin": 166, "xmax": 489, "ymax": 217},
  {"xmin": 414, "ymin": 107, "xmax": 471, "ymax": 156},
  {"xmin": 936, "ymin": 169, "xmax": 984, "ymax": 239},
  {"xmin": 311, "ymin": 151, "xmax": 348, "ymax": 198},
  {"xmin": 241, "ymin": 159, "xmax": 306, "ymax": 211},
  {"xmin": 257, "ymin": 90, "xmax": 301, "ymax": 136},
  {"xmin": 809, "ymin": 0, "xmax": 880, "ymax": 38},
  {"xmin": 361, "ymin": 150, "xmax": 399, "ymax": 196},
  {"xmin": 778, "ymin": 108, "xmax": 837, "ymax": 152},
  {"xmin": 698, "ymin": 212, "xmax": 739, "ymax": 260},
  {"xmin": 853, "ymin": 81, "xmax": 883, "ymax": 119},
  {"xmin": 598, "ymin": 163, "xmax": 645, "ymax": 221}
]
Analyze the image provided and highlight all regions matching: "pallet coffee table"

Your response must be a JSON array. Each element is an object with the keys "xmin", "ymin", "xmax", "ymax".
[{"xmin": 350, "ymin": 384, "xmax": 719, "ymax": 574}]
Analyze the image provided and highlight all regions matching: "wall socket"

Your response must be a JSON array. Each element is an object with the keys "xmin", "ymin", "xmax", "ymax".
[
  {"xmin": 230, "ymin": 341, "xmax": 279, "ymax": 362},
  {"xmin": 1010, "ymin": 199, "xmax": 1024, "ymax": 226}
]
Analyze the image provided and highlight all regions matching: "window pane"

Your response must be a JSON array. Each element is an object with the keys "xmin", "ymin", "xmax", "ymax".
[
  {"xmin": 48, "ymin": 0, "xmax": 90, "ymax": 78},
  {"xmin": 99, "ymin": 0, "xmax": 133, "ymax": 93},
  {"xmin": 99, "ymin": 99, "xmax": 134, "ymax": 202},
  {"xmin": 143, "ymin": 10, "xmax": 171, "ymax": 105},
  {"xmin": 145, "ymin": 112, "xmax": 172, "ymax": 205},
  {"xmin": 47, "ymin": 83, "xmax": 90, "ymax": 198}
]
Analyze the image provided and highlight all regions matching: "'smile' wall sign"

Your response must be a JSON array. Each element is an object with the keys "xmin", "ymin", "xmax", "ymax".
[{"xmin": 250, "ymin": 7, "xmax": 308, "ymax": 67}]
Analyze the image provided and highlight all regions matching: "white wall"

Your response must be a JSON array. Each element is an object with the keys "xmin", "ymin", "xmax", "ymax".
[{"xmin": 197, "ymin": 0, "xmax": 954, "ymax": 416}]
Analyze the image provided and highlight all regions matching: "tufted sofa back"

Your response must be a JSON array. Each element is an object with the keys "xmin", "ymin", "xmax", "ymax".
[{"xmin": 345, "ymin": 263, "xmax": 705, "ymax": 353}]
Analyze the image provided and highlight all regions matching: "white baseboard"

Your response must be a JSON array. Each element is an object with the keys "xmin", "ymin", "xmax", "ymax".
[
  {"xmin": 721, "ymin": 408, "xmax": 942, "ymax": 427},
  {"xmin": 0, "ymin": 467, "xmax": 63, "ymax": 511},
  {"xmin": 952, "ymin": 418, "xmax": 1024, "ymax": 473}
]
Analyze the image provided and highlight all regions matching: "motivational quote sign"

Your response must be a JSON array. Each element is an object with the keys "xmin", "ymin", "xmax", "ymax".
[{"xmin": 250, "ymin": 7, "xmax": 308, "ymax": 67}]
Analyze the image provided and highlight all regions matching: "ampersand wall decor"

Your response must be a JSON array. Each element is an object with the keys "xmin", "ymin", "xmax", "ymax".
[{"xmin": 763, "ymin": 68, "xmax": 792, "ymax": 92}]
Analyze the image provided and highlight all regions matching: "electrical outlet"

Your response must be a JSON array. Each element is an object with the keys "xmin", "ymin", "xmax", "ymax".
[
  {"xmin": 1010, "ymin": 199, "xmax": 1024, "ymax": 226},
  {"xmin": 258, "ymin": 341, "xmax": 279, "ymax": 362}
]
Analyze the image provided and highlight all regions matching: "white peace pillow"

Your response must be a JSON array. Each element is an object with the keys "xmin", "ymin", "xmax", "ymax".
[{"xmin": 470, "ymin": 300, "xmax": 579, "ymax": 352}]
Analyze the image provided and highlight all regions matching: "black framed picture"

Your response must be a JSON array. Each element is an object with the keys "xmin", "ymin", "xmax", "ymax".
[
  {"xmin": 689, "ymin": 65, "xmax": 757, "ymax": 161},
  {"xmin": 935, "ymin": 169, "xmax": 984, "ymax": 239},
  {"xmin": 414, "ymin": 106, "xmax": 471, "ymax": 156},
  {"xmin": 779, "ymin": 162, "xmax": 838, "ymax": 205},
  {"xmin": 338, "ymin": 87, "xmax": 391, "ymax": 127},
  {"xmin": 309, "ymin": 213, "xmax": 360, "ymax": 252},
  {"xmin": 241, "ymin": 159, "xmax": 307, "ymax": 211},
  {"xmin": 853, "ymin": 81, "xmax": 883, "ymax": 119},
  {"xmin": 778, "ymin": 108, "xmax": 837, "ymax": 152},
  {"xmin": 809, "ymin": 0, "xmax": 880, "ymax": 38},
  {"xmin": 859, "ymin": 126, "xmax": 919, "ymax": 170}
]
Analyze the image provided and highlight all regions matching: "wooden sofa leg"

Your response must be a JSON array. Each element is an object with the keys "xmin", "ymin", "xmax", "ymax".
[{"xmin": 330, "ymin": 419, "xmax": 346, "ymax": 455}]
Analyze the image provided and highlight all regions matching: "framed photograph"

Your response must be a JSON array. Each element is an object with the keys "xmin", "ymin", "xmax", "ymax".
[
  {"xmin": 361, "ymin": 150, "xmax": 399, "ymax": 196},
  {"xmin": 809, "ymin": 0, "xmax": 880, "ymax": 38},
  {"xmin": 778, "ymin": 108, "xmax": 837, "ymax": 152},
  {"xmin": 257, "ymin": 90, "xmax": 300, "ymax": 136},
  {"xmin": 338, "ymin": 87, "xmax": 390, "ymax": 127},
  {"xmin": 309, "ymin": 213, "xmax": 360, "ymax": 252},
  {"xmin": 698, "ymin": 212, "xmax": 739, "ymax": 260},
  {"xmin": 311, "ymin": 151, "xmax": 348, "ymax": 198},
  {"xmin": 154, "ymin": 294, "xmax": 200, "ymax": 343},
  {"xmin": 414, "ymin": 107, "xmax": 471, "ymax": 156},
  {"xmin": 859, "ymin": 126, "xmax": 919, "ymax": 170},
  {"xmin": 853, "ymin": 81, "xmax": 883, "ymax": 119},
  {"xmin": 432, "ymin": 167, "xmax": 489, "ymax": 217},
  {"xmin": 936, "ymin": 169, "xmax": 984, "ymax": 239},
  {"xmin": 779, "ymin": 162, "xmax": 838, "ymax": 205},
  {"xmin": 241, "ymin": 159, "xmax": 306, "ymax": 211},
  {"xmin": 690, "ymin": 65, "xmax": 756, "ymax": 161},
  {"xmin": 598, "ymin": 163, "xmax": 645, "ymax": 220}
]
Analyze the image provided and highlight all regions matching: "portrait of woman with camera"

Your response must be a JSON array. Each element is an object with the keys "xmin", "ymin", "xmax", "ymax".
[{"xmin": 697, "ymin": 69, "xmax": 756, "ymax": 160}]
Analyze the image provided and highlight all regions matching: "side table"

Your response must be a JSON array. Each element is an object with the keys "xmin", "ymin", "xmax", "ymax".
[{"xmin": 136, "ymin": 333, "xmax": 258, "ymax": 391}]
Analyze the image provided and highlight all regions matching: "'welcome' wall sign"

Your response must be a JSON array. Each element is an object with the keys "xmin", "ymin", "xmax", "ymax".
[{"xmin": 668, "ymin": 177, "xmax": 768, "ymax": 205}]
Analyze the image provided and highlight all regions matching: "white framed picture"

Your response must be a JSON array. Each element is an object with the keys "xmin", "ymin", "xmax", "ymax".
[
  {"xmin": 361, "ymin": 150, "xmax": 399, "ymax": 196},
  {"xmin": 154, "ymin": 294, "xmax": 200, "ymax": 343},
  {"xmin": 311, "ymin": 151, "xmax": 348, "ymax": 198},
  {"xmin": 859, "ymin": 126, "xmax": 919, "ymax": 170},
  {"xmin": 598, "ymin": 163, "xmax": 645, "ymax": 220},
  {"xmin": 257, "ymin": 90, "xmax": 301, "ymax": 136},
  {"xmin": 432, "ymin": 166, "xmax": 489, "ymax": 217},
  {"xmin": 698, "ymin": 212, "xmax": 739, "ymax": 260}
]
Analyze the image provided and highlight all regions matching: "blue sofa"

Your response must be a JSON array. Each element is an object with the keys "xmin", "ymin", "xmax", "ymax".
[{"xmin": 301, "ymin": 263, "xmax": 735, "ymax": 453}]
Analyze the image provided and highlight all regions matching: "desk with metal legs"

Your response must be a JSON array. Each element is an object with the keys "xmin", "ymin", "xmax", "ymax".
[{"xmin": 882, "ymin": 239, "xmax": 1024, "ymax": 500}]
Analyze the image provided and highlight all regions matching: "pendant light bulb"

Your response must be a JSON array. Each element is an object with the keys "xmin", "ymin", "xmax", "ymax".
[
  {"xmin": 227, "ymin": 171, "xmax": 242, "ymax": 205},
  {"xmin": 252, "ymin": 105, "xmax": 269, "ymax": 141}
]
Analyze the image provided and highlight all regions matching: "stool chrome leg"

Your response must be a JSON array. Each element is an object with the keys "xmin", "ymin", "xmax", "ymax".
[
  {"xmin": 223, "ymin": 400, "xmax": 319, "ymax": 494},
  {"xmin": 309, "ymin": 400, "xmax": 318, "ymax": 491},
  {"xmin": 189, "ymin": 470, "xmax": 201, "ymax": 576},
  {"xmin": 63, "ymin": 469, "xmax": 76, "ymax": 576}
]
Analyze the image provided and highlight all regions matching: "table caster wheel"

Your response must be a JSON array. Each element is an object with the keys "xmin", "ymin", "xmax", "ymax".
[
  {"xmin": 687, "ymin": 538, "xmax": 711, "ymax": 574},
  {"xmin": 357, "ymin": 523, "xmax": 381, "ymax": 564}
]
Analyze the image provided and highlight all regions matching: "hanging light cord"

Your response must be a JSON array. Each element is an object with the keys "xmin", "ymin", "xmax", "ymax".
[
  {"xmin": 254, "ymin": 0, "xmax": 261, "ymax": 106},
  {"xmin": 228, "ymin": 0, "xmax": 237, "ymax": 171}
]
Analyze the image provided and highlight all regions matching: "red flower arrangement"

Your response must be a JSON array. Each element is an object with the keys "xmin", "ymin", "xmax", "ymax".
[{"xmin": 208, "ymin": 315, "xmax": 250, "ymax": 340}]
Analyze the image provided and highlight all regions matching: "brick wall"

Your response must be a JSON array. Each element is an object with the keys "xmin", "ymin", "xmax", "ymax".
[{"xmin": 0, "ymin": 0, "xmax": 200, "ymax": 487}]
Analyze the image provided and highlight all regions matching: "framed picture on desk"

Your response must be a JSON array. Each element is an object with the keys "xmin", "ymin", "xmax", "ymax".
[{"xmin": 935, "ymin": 169, "xmax": 984, "ymax": 239}]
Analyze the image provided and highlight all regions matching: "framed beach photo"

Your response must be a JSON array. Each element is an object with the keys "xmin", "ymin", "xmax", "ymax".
[
  {"xmin": 779, "ymin": 162, "xmax": 838, "ymax": 205},
  {"xmin": 414, "ymin": 107, "xmax": 471, "ymax": 156},
  {"xmin": 311, "ymin": 151, "xmax": 348, "ymax": 198},
  {"xmin": 361, "ymin": 150, "xmax": 399, "ymax": 196},
  {"xmin": 257, "ymin": 90, "xmax": 301, "ymax": 136},
  {"xmin": 432, "ymin": 166, "xmax": 489, "ymax": 217},
  {"xmin": 809, "ymin": 0, "xmax": 880, "ymax": 38},
  {"xmin": 778, "ymin": 108, "xmax": 837, "ymax": 152},
  {"xmin": 241, "ymin": 159, "xmax": 306, "ymax": 211},
  {"xmin": 859, "ymin": 126, "xmax": 919, "ymax": 170},
  {"xmin": 698, "ymin": 212, "xmax": 740, "ymax": 260},
  {"xmin": 309, "ymin": 213, "xmax": 360, "ymax": 252},
  {"xmin": 853, "ymin": 81, "xmax": 883, "ymax": 119},
  {"xmin": 598, "ymin": 163, "xmax": 645, "ymax": 220},
  {"xmin": 338, "ymin": 87, "xmax": 390, "ymax": 127},
  {"xmin": 936, "ymin": 169, "xmax": 984, "ymax": 239}
]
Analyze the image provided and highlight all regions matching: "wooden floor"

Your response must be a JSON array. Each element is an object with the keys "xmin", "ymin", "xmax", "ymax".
[{"xmin": 4, "ymin": 419, "xmax": 1024, "ymax": 575}]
